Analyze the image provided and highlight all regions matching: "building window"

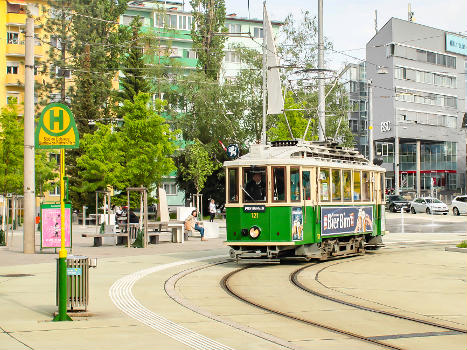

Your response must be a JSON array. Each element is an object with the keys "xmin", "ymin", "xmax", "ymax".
[
  {"xmin": 50, "ymin": 36, "xmax": 62, "ymax": 49},
  {"xmin": 55, "ymin": 66, "xmax": 71, "ymax": 79},
  {"xmin": 6, "ymin": 95, "xmax": 18, "ymax": 104},
  {"xmin": 49, "ymin": 184, "xmax": 60, "ymax": 196},
  {"xmin": 6, "ymin": 62, "xmax": 19, "ymax": 74},
  {"xmin": 7, "ymin": 32, "xmax": 19, "ymax": 44},
  {"xmin": 121, "ymin": 15, "xmax": 135, "ymax": 26},
  {"xmin": 228, "ymin": 23, "xmax": 241, "ymax": 33},
  {"xmin": 253, "ymin": 27, "xmax": 263, "ymax": 38},
  {"xmin": 179, "ymin": 15, "xmax": 187, "ymax": 29},
  {"xmin": 163, "ymin": 183, "xmax": 177, "ymax": 195},
  {"xmin": 225, "ymin": 51, "xmax": 240, "ymax": 63},
  {"xmin": 49, "ymin": 153, "xmax": 60, "ymax": 164}
]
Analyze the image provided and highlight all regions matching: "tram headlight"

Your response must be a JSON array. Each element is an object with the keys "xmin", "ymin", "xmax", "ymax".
[{"xmin": 249, "ymin": 226, "xmax": 261, "ymax": 239}]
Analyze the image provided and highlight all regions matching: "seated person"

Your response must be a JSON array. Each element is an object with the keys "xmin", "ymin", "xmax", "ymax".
[
  {"xmin": 245, "ymin": 172, "xmax": 266, "ymax": 201},
  {"xmin": 184, "ymin": 209, "xmax": 207, "ymax": 241}
]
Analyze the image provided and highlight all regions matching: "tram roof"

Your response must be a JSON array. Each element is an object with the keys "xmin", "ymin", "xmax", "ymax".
[{"xmin": 224, "ymin": 140, "xmax": 385, "ymax": 171}]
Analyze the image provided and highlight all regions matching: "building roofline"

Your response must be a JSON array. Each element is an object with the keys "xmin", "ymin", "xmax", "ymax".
[{"xmin": 368, "ymin": 17, "xmax": 466, "ymax": 46}]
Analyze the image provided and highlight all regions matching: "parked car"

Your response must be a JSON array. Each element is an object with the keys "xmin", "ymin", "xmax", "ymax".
[
  {"xmin": 410, "ymin": 197, "xmax": 448, "ymax": 215},
  {"xmin": 386, "ymin": 195, "xmax": 411, "ymax": 212},
  {"xmin": 451, "ymin": 195, "xmax": 467, "ymax": 215}
]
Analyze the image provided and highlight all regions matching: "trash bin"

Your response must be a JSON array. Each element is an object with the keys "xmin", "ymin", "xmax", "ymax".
[{"xmin": 56, "ymin": 255, "xmax": 96, "ymax": 312}]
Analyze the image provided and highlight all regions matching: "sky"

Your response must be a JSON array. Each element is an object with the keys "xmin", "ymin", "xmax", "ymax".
[{"xmin": 221, "ymin": 0, "xmax": 467, "ymax": 71}]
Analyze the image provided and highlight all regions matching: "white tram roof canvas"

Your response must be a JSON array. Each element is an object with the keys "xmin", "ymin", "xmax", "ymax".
[{"xmin": 224, "ymin": 142, "xmax": 386, "ymax": 172}]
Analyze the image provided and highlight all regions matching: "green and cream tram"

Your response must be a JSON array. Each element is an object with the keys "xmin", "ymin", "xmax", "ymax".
[{"xmin": 224, "ymin": 140, "xmax": 386, "ymax": 262}]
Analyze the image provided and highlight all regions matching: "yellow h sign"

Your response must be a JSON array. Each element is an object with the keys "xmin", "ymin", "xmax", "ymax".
[{"xmin": 35, "ymin": 103, "xmax": 79, "ymax": 149}]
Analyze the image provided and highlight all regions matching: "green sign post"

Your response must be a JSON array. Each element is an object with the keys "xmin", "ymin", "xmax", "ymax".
[{"xmin": 35, "ymin": 103, "xmax": 79, "ymax": 322}]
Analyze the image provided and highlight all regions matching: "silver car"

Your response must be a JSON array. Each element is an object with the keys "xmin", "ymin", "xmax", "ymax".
[
  {"xmin": 410, "ymin": 197, "xmax": 449, "ymax": 215},
  {"xmin": 452, "ymin": 195, "xmax": 467, "ymax": 216}
]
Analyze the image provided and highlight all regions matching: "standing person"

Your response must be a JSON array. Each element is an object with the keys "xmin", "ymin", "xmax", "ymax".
[
  {"xmin": 184, "ymin": 209, "xmax": 207, "ymax": 241},
  {"xmin": 209, "ymin": 199, "xmax": 216, "ymax": 222}
]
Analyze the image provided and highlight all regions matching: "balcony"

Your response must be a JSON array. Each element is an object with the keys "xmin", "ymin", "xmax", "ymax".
[
  {"xmin": 5, "ymin": 74, "xmax": 23, "ymax": 87},
  {"xmin": 6, "ymin": 43, "xmax": 25, "ymax": 57},
  {"xmin": 6, "ymin": 43, "xmax": 44, "ymax": 58},
  {"xmin": 6, "ymin": 12, "xmax": 27, "ymax": 26}
]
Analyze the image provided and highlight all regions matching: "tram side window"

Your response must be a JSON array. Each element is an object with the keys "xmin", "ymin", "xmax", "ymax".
[
  {"xmin": 332, "ymin": 169, "xmax": 342, "ymax": 201},
  {"xmin": 272, "ymin": 167, "xmax": 286, "ymax": 201},
  {"xmin": 362, "ymin": 171, "xmax": 370, "ymax": 201},
  {"xmin": 228, "ymin": 168, "xmax": 238, "ymax": 203},
  {"xmin": 302, "ymin": 171, "xmax": 311, "ymax": 200},
  {"xmin": 290, "ymin": 167, "xmax": 300, "ymax": 202},
  {"xmin": 319, "ymin": 169, "xmax": 330, "ymax": 201},
  {"xmin": 243, "ymin": 167, "xmax": 267, "ymax": 202},
  {"xmin": 343, "ymin": 170, "xmax": 351, "ymax": 201},
  {"xmin": 353, "ymin": 171, "xmax": 361, "ymax": 201}
]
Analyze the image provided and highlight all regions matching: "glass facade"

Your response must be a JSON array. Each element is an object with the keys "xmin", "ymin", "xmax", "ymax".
[{"xmin": 376, "ymin": 141, "xmax": 458, "ymax": 191}]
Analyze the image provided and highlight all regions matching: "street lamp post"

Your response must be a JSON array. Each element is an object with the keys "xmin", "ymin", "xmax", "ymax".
[{"xmin": 368, "ymin": 66, "xmax": 388, "ymax": 163}]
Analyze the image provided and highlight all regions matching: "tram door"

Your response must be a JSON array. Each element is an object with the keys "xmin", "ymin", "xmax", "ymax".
[{"xmin": 301, "ymin": 168, "xmax": 315, "ymax": 236}]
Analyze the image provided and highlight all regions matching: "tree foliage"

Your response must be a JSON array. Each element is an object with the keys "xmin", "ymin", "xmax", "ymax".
[
  {"xmin": 75, "ymin": 93, "xmax": 177, "ymax": 194},
  {"xmin": 190, "ymin": 0, "xmax": 228, "ymax": 79},
  {"xmin": 0, "ymin": 106, "xmax": 57, "ymax": 197},
  {"xmin": 179, "ymin": 139, "xmax": 220, "ymax": 194}
]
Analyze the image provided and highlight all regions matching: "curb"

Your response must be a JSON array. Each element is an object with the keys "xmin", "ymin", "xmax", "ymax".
[{"xmin": 445, "ymin": 247, "xmax": 467, "ymax": 253}]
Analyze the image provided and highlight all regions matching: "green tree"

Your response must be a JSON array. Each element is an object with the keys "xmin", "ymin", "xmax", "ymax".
[
  {"xmin": 117, "ymin": 16, "xmax": 151, "ymax": 103},
  {"xmin": 0, "ymin": 106, "xmax": 23, "ymax": 197},
  {"xmin": 75, "ymin": 123, "xmax": 125, "ymax": 193},
  {"xmin": 119, "ymin": 93, "xmax": 177, "ymax": 189},
  {"xmin": 190, "ymin": 0, "xmax": 228, "ymax": 79},
  {"xmin": 179, "ymin": 139, "xmax": 220, "ymax": 195},
  {"xmin": 0, "ymin": 105, "xmax": 57, "ymax": 197}
]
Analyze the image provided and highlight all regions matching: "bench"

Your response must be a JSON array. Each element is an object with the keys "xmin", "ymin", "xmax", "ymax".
[{"xmin": 81, "ymin": 233, "xmax": 129, "ymax": 247}]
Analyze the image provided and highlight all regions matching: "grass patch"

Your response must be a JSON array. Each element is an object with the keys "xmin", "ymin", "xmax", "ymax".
[{"xmin": 456, "ymin": 241, "xmax": 467, "ymax": 248}]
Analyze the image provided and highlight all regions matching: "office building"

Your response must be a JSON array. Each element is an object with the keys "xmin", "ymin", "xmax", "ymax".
[{"xmin": 367, "ymin": 17, "xmax": 467, "ymax": 195}]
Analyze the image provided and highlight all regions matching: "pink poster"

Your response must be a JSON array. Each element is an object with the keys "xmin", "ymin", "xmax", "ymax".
[{"xmin": 41, "ymin": 208, "xmax": 71, "ymax": 248}]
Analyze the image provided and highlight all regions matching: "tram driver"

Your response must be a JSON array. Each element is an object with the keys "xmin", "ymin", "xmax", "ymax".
[{"xmin": 245, "ymin": 169, "xmax": 266, "ymax": 202}]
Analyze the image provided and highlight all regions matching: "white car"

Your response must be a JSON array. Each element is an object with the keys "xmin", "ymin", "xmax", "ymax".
[
  {"xmin": 452, "ymin": 195, "xmax": 467, "ymax": 216},
  {"xmin": 410, "ymin": 197, "xmax": 449, "ymax": 215}
]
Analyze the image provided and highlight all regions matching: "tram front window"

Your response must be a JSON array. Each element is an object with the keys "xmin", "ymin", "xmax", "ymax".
[
  {"xmin": 272, "ymin": 167, "xmax": 285, "ymax": 201},
  {"xmin": 320, "ymin": 169, "xmax": 330, "ymax": 201},
  {"xmin": 290, "ymin": 167, "xmax": 300, "ymax": 202},
  {"xmin": 243, "ymin": 167, "xmax": 267, "ymax": 202},
  {"xmin": 228, "ymin": 168, "xmax": 239, "ymax": 203},
  {"xmin": 332, "ymin": 169, "xmax": 342, "ymax": 201}
]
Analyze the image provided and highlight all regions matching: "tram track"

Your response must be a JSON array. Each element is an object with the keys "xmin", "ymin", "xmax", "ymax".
[
  {"xmin": 290, "ymin": 262, "xmax": 467, "ymax": 334},
  {"xmin": 221, "ymin": 265, "xmax": 407, "ymax": 350}
]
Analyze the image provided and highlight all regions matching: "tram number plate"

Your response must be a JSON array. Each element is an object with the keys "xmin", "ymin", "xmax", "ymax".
[{"xmin": 243, "ymin": 205, "xmax": 265, "ymax": 213}]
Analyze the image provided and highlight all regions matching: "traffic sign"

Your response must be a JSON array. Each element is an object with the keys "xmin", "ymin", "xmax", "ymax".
[{"xmin": 35, "ymin": 103, "xmax": 79, "ymax": 149}]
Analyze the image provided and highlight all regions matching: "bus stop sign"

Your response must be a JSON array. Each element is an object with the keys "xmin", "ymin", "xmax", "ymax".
[{"xmin": 35, "ymin": 103, "xmax": 79, "ymax": 149}]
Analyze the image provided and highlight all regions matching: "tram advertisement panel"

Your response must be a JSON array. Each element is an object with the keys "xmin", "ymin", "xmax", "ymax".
[
  {"xmin": 321, "ymin": 206, "xmax": 373, "ymax": 236},
  {"xmin": 291, "ymin": 207, "xmax": 303, "ymax": 241}
]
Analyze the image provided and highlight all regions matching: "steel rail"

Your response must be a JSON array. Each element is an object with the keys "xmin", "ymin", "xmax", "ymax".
[
  {"xmin": 221, "ymin": 266, "xmax": 407, "ymax": 350},
  {"xmin": 291, "ymin": 260, "xmax": 467, "ymax": 334}
]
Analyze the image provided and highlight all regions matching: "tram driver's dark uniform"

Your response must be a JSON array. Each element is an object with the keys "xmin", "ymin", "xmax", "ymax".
[{"xmin": 245, "ymin": 179, "xmax": 266, "ymax": 201}]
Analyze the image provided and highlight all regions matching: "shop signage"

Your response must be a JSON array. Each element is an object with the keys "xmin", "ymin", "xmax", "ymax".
[
  {"xmin": 321, "ymin": 206, "xmax": 373, "ymax": 236},
  {"xmin": 446, "ymin": 33, "xmax": 467, "ymax": 56},
  {"xmin": 381, "ymin": 121, "xmax": 391, "ymax": 132}
]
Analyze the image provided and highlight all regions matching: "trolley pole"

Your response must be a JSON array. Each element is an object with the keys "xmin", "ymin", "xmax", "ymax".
[
  {"xmin": 261, "ymin": 1, "xmax": 267, "ymax": 144},
  {"xmin": 23, "ymin": 14, "xmax": 35, "ymax": 254}
]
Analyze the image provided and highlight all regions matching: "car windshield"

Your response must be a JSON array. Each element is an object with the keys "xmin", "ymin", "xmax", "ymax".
[
  {"xmin": 390, "ymin": 196, "xmax": 405, "ymax": 201},
  {"xmin": 425, "ymin": 198, "xmax": 442, "ymax": 204}
]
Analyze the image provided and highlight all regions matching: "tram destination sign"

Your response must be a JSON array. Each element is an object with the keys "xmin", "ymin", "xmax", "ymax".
[
  {"xmin": 321, "ymin": 206, "xmax": 373, "ymax": 236},
  {"xmin": 244, "ymin": 205, "xmax": 266, "ymax": 213}
]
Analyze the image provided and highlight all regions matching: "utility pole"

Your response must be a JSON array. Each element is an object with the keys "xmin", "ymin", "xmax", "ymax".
[
  {"xmin": 60, "ymin": 0, "xmax": 66, "ymax": 101},
  {"xmin": 368, "ymin": 80, "xmax": 374, "ymax": 162},
  {"xmin": 317, "ymin": 0, "xmax": 325, "ymax": 141},
  {"xmin": 23, "ymin": 13, "xmax": 35, "ymax": 254},
  {"xmin": 261, "ymin": 1, "xmax": 267, "ymax": 144}
]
